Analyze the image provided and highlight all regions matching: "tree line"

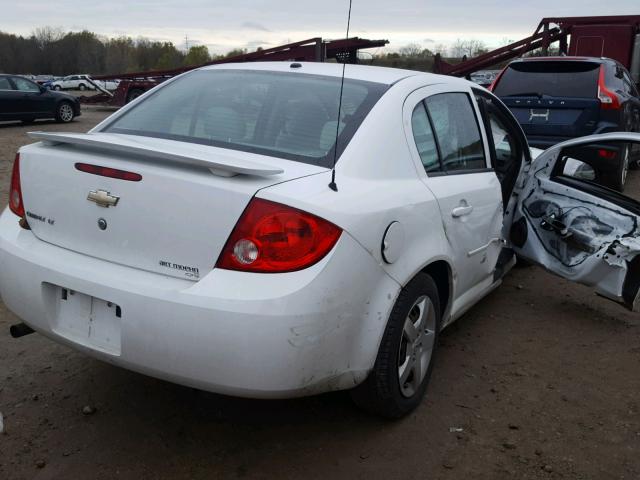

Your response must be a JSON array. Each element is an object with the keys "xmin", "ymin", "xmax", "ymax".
[{"xmin": 0, "ymin": 27, "xmax": 240, "ymax": 76}]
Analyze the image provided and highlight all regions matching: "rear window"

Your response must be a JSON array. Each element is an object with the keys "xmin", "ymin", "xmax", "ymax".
[
  {"xmin": 494, "ymin": 61, "xmax": 600, "ymax": 98},
  {"xmin": 103, "ymin": 69, "xmax": 387, "ymax": 167}
]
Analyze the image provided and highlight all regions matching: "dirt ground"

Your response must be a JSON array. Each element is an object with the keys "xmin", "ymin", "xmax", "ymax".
[{"xmin": 0, "ymin": 108, "xmax": 639, "ymax": 480}]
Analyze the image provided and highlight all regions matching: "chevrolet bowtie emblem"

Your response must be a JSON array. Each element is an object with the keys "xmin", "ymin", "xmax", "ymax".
[{"xmin": 87, "ymin": 189, "xmax": 119, "ymax": 208}]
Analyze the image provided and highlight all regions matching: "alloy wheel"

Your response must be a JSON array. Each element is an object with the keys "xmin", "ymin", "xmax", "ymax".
[
  {"xmin": 59, "ymin": 104, "xmax": 74, "ymax": 122},
  {"xmin": 397, "ymin": 295, "xmax": 437, "ymax": 398}
]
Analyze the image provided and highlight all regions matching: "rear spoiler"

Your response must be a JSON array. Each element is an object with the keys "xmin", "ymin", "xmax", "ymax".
[{"xmin": 27, "ymin": 132, "xmax": 285, "ymax": 177}]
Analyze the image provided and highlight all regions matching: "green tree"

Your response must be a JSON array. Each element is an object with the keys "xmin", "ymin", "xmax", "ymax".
[
  {"xmin": 184, "ymin": 45, "xmax": 210, "ymax": 66},
  {"xmin": 154, "ymin": 43, "xmax": 184, "ymax": 70},
  {"xmin": 224, "ymin": 48, "xmax": 248, "ymax": 58}
]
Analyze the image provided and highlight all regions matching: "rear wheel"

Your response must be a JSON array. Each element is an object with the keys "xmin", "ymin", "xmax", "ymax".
[
  {"xmin": 78, "ymin": 84, "xmax": 86, "ymax": 91},
  {"xmin": 55, "ymin": 102, "xmax": 75, "ymax": 123},
  {"xmin": 351, "ymin": 273, "xmax": 441, "ymax": 418}
]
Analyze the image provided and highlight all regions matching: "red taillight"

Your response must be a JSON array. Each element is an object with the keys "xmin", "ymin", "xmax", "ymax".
[
  {"xmin": 9, "ymin": 153, "xmax": 25, "ymax": 218},
  {"xmin": 488, "ymin": 67, "xmax": 506, "ymax": 92},
  {"xmin": 598, "ymin": 148, "xmax": 617, "ymax": 160},
  {"xmin": 75, "ymin": 163, "xmax": 142, "ymax": 182},
  {"xmin": 598, "ymin": 66, "xmax": 621, "ymax": 110},
  {"xmin": 216, "ymin": 198, "xmax": 342, "ymax": 273}
]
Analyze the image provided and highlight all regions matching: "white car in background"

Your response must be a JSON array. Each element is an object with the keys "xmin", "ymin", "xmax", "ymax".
[
  {"xmin": 50, "ymin": 75, "xmax": 93, "ymax": 91},
  {"xmin": 50, "ymin": 75, "xmax": 119, "ymax": 92},
  {"xmin": 1, "ymin": 63, "xmax": 639, "ymax": 418}
]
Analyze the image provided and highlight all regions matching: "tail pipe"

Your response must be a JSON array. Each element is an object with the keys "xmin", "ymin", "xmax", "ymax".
[{"xmin": 10, "ymin": 323, "xmax": 35, "ymax": 338}]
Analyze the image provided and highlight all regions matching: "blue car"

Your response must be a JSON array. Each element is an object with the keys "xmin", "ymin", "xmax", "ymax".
[{"xmin": 492, "ymin": 57, "xmax": 640, "ymax": 191}]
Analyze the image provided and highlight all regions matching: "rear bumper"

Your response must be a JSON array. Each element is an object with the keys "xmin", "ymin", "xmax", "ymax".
[
  {"xmin": 0, "ymin": 208, "xmax": 400, "ymax": 398},
  {"xmin": 526, "ymin": 123, "xmax": 621, "ymax": 150},
  {"xmin": 72, "ymin": 101, "xmax": 82, "ymax": 116}
]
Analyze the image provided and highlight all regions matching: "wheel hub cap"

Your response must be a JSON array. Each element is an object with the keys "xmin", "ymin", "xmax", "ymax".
[{"xmin": 397, "ymin": 295, "xmax": 436, "ymax": 398}]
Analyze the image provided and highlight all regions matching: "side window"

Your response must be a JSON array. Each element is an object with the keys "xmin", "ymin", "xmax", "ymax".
[
  {"xmin": 553, "ymin": 141, "xmax": 635, "ymax": 195},
  {"xmin": 411, "ymin": 102, "xmax": 440, "ymax": 172},
  {"xmin": 0, "ymin": 77, "xmax": 13, "ymax": 90},
  {"xmin": 475, "ymin": 93, "xmax": 521, "ymax": 181},
  {"xmin": 13, "ymin": 77, "xmax": 40, "ymax": 92},
  {"xmin": 425, "ymin": 93, "xmax": 486, "ymax": 172}
]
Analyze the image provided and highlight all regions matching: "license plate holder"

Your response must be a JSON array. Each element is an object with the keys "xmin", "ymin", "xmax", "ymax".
[{"xmin": 52, "ymin": 287, "xmax": 122, "ymax": 356}]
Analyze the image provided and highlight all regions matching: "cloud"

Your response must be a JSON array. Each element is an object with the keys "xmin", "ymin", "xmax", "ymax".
[
  {"xmin": 423, "ymin": 38, "xmax": 435, "ymax": 43},
  {"xmin": 241, "ymin": 21, "xmax": 271, "ymax": 32}
]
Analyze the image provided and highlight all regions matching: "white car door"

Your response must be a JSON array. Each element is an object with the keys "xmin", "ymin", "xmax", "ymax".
[
  {"xmin": 405, "ymin": 85, "xmax": 504, "ymax": 305},
  {"xmin": 508, "ymin": 132, "xmax": 640, "ymax": 311}
]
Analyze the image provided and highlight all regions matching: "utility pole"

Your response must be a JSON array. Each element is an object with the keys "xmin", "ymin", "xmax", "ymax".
[{"xmin": 185, "ymin": 35, "xmax": 189, "ymax": 52}]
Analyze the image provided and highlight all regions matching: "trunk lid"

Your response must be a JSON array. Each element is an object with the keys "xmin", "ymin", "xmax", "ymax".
[
  {"xmin": 19, "ymin": 134, "xmax": 325, "ymax": 281},
  {"xmin": 494, "ymin": 60, "xmax": 603, "ymax": 140}
]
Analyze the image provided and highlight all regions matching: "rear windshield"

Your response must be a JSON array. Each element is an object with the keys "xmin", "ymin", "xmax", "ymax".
[
  {"xmin": 494, "ymin": 61, "xmax": 600, "ymax": 98},
  {"xmin": 103, "ymin": 69, "xmax": 387, "ymax": 167}
]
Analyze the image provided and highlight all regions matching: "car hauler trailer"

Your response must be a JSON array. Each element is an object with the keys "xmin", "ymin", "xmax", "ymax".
[
  {"xmin": 80, "ymin": 37, "xmax": 388, "ymax": 107},
  {"xmin": 434, "ymin": 15, "xmax": 640, "ymax": 85}
]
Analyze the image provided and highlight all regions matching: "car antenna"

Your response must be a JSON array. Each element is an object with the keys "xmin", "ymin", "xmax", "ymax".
[{"xmin": 328, "ymin": 0, "xmax": 353, "ymax": 192}]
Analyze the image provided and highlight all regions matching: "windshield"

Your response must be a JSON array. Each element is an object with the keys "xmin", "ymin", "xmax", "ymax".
[
  {"xmin": 494, "ymin": 61, "xmax": 600, "ymax": 98},
  {"xmin": 103, "ymin": 69, "xmax": 388, "ymax": 167}
]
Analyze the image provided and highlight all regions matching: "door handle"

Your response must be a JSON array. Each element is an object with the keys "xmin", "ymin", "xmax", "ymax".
[{"xmin": 451, "ymin": 205, "xmax": 474, "ymax": 217}]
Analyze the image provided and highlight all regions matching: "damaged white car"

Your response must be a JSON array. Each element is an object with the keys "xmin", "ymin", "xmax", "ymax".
[{"xmin": 1, "ymin": 62, "xmax": 639, "ymax": 418}]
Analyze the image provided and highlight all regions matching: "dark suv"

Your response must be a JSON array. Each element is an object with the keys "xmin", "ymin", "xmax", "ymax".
[{"xmin": 491, "ymin": 57, "xmax": 640, "ymax": 191}]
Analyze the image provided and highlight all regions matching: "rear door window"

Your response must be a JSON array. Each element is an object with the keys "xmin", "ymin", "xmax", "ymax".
[
  {"xmin": 411, "ymin": 103, "xmax": 440, "ymax": 172},
  {"xmin": 0, "ymin": 77, "xmax": 13, "ymax": 90},
  {"xmin": 494, "ymin": 61, "xmax": 600, "ymax": 98},
  {"xmin": 424, "ymin": 92, "xmax": 486, "ymax": 172}
]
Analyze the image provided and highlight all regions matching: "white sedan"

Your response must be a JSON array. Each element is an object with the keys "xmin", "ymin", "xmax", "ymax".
[{"xmin": 1, "ymin": 62, "xmax": 639, "ymax": 418}]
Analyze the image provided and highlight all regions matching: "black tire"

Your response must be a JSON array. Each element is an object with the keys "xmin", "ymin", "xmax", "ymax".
[
  {"xmin": 351, "ymin": 273, "xmax": 441, "ymax": 418},
  {"xmin": 78, "ymin": 84, "xmax": 86, "ymax": 91},
  {"xmin": 126, "ymin": 89, "xmax": 144, "ymax": 104},
  {"xmin": 630, "ymin": 143, "xmax": 640, "ymax": 170},
  {"xmin": 55, "ymin": 101, "xmax": 75, "ymax": 123},
  {"xmin": 54, "ymin": 85, "xmax": 62, "ymax": 91}
]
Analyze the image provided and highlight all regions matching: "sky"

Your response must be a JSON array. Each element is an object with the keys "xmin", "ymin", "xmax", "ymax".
[{"xmin": 2, "ymin": 0, "xmax": 639, "ymax": 54}]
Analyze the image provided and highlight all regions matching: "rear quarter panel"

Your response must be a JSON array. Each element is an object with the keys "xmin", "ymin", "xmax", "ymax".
[{"xmin": 259, "ymin": 76, "xmax": 461, "ymax": 318}]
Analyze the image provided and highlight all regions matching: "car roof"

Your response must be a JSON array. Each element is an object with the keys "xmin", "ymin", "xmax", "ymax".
[{"xmin": 200, "ymin": 61, "xmax": 464, "ymax": 87}]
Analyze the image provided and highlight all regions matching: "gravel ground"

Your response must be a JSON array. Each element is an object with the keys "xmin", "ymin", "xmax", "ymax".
[{"xmin": 0, "ymin": 109, "xmax": 639, "ymax": 479}]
